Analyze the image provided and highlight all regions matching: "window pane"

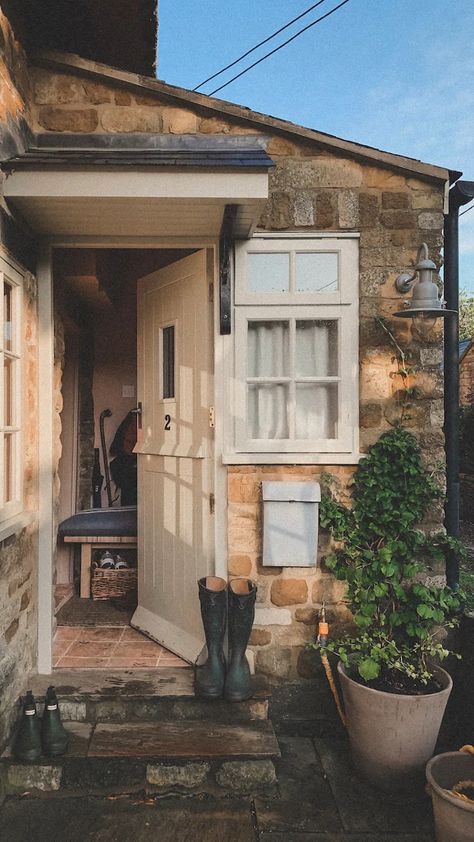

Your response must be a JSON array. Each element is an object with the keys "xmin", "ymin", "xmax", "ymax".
[
  {"xmin": 248, "ymin": 383, "xmax": 289, "ymax": 439},
  {"xmin": 295, "ymin": 252, "xmax": 338, "ymax": 293},
  {"xmin": 295, "ymin": 320, "xmax": 338, "ymax": 377},
  {"xmin": 4, "ymin": 357, "xmax": 14, "ymax": 426},
  {"xmin": 162, "ymin": 325, "xmax": 175, "ymax": 399},
  {"xmin": 248, "ymin": 253, "xmax": 290, "ymax": 293},
  {"xmin": 4, "ymin": 433, "xmax": 13, "ymax": 502},
  {"xmin": 295, "ymin": 383, "xmax": 338, "ymax": 439},
  {"xmin": 248, "ymin": 321, "xmax": 289, "ymax": 377},
  {"xmin": 3, "ymin": 281, "xmax": 12, "ymax": 351}
]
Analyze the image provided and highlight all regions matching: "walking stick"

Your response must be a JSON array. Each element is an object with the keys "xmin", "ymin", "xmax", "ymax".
[
  {"xmin": 318, "ymin": 604, "xmax": 347, "ymax": 728},
  {"xmin": 99, "ymin": 408, "xmax": 113, "ymax": 507}
]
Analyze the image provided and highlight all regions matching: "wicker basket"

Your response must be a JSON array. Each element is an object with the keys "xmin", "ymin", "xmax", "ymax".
[{"xmin": 91, "ymin": 568, "xmax": 137, "ymax": 601}]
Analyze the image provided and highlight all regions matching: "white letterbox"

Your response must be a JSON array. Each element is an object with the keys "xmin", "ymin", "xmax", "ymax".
[{"xmin": 262, "ymin": 481, "xmax": 321, "ymax": 567}]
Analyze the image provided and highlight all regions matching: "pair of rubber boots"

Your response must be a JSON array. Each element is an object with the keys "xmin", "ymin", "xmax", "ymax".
[
  {"xmin": 13, "ymin": 686, "xmax": 69, "ymax": 762},
  {"xmin": 195, "ymin": 576, "xmax": 257, "ymax": 702}
]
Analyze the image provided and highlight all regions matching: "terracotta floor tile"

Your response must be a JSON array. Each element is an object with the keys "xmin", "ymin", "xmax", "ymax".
[
  {"xmin": 117, "ymin": 642, "xmax": 162, "ymax": 656},
  {"xmin": 108, "ymin": 657, "xmax": 159, "ymax": 668},
  {"xmin": 54, "ymin": 627, "xmax": 79, "ymax": 641},
  {"xmin": 53, "ymin": 641, "xmax": 74, "ymax": 658},
  {"xmin": 56, "ymin": 656, "xmax": 110, "ymax": 668},
  {"xmin": 120, "ymin": 627, "xmax": 150, "ymax": 642},
  {"xmin": 67, "ymin": 641, "xmax": 115, "ymax": 658},
  {"xmin": 78, "ymin": 627, "xmax": 124, "ymax": 642}
]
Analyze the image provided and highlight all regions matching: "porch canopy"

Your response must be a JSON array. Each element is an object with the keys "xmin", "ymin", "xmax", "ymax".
[{"xmin": 1, "ymin": 134, "xmax": 273, "ymax": 239}]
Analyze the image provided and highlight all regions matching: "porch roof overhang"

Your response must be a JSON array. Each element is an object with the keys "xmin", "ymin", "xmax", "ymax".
[{"xmin": 1, "ymin": 135, "xmax": 273, "ymax": 239}]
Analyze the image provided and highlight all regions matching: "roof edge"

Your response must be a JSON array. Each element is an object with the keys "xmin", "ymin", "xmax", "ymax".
[{"xmin": 31, "ymin": 50, "xmax": 456, "ymax": 184}]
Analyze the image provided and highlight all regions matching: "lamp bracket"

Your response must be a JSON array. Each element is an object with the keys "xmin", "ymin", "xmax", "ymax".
[{"xmin": 395, "ymin": 272, "xmax": 417, "ymax": 294}]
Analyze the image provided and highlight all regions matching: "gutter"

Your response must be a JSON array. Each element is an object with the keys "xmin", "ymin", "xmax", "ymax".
[{"xmin": 443, "ymin": 179, "xmax": 474, "ymax": 588}]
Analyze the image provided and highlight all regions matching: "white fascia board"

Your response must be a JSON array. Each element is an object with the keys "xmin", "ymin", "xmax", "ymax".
[{"xmin": 3, "ymin": 170, "xmax": 269, "ymax": 201}]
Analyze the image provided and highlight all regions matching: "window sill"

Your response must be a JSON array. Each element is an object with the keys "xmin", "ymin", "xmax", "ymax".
[
  {"xmin": 0, "ymin": 511, "xmax": 36, "ymax": 544},
  {"xmin": 222, "ymin": 451, "xmax": 362, "ymax": 465}
]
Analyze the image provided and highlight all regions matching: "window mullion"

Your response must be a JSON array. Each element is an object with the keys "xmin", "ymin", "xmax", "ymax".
[{"xmin": 289, "ymin": 318, "xmax": 296, "ymax": 439}]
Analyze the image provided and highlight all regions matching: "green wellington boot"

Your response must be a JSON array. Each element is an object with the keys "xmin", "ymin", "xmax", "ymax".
[
  {"xmin": 195, "ymin": 576, "xmax": 227, "ymax": 699},
  {"xmin": 224, "ymin": 578, "xmax": 257, "ymax": 702},
  {"xmin": 13, "ymin": 690, "xmax": 42, "ymax": 762},
  {"xmin": 41, "ymin": 686, "xmax": 69, "ymax": 757}
]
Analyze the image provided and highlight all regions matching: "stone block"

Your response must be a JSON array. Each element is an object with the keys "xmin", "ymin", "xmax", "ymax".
[
  {"xmin": 418, "ymin": 211, "xmax": 444, "ymax": 230},
  {"xmin": 412, "ymin": 191, "xmax": 444, "ymax": 210},
  {"xmin": 270, "ymin": 158, "xmax": 362, "ymax": 190},
  {"xmin": 256, "ymin": 646, "xmax": 293, "ymax": 679},
  {"xmin": 295, "ymin": 606, "xmax": 319, "ymax": 625},
  {"xmin": 266, "ymin": 137, "xmax": 301, "ymax": 157},
  {"xmin": 363, "ymin": 167, "xmax": 406, "ymax": 189},
  {"xmin": 311, "ymin": 576, "xmax": 347, "ymax": 605},
  {"xmin": 198, "ymin": 117, "xmax": 231, "ymax": 133},
  {"xmin": 216, "ymin": 759, "xmax": 276, "ymax": 793},
  {"xmin": 271, "ymin": 579, "xmax": 308, "ymax": 606},
  {"xmin": 359, "ymin": 268, "xmax": 389, "ymax": 296},
  {"xmin": 314, "ymin": 191, "xmax": 336, "ymax": 228},
  {"xmin": 83, "ymin": 82, "xmax": 114, "ymax": 104},
  {"xmin": 229, "ymin": 555, "xmax": 253, "ymax": 576},
  {"xmin": 5, "ymin": 618, "xmax": 18, "ymax": 642},
  {"xmin": 7, "ymin": 764, "xmax": 62, "ymax": 792},
  {"xmin": 338, "ymin": 190, "xmax": 359, "ymax": 228},
  {"xmin": 146, "ymin": 762, "xmax": 210, "ymax": 789},
  {"xmin": 34, "ymin": 71, "xmax": 85, "ymax": 104},
  {"xmin": 100, "ymin": 107, "xmax": 163, "ymax": 133},
  {"xmin": 250, "ymin": 628, "xmax": 272, "ymax": 646},
  {"xmin": 380, "ymin": 210, "xmax": 416, "ymax": 229},
  {"xmin": 254, "ymin": 606, "xmax": 292, "ymax": 626},
  {"xmin": 292, "ymin": 192, "xmax": 314, "ymax": 226},
  {"xmin": 360, "ymin": 403, "xmax": 383, "ymax": 428},
  {"xmin": 359, "ymin": 193, "xmax": 379, "ymax": 228},
  {"xmin": 162, "ymin": 107, "xmax": 198, "ymax": 134},
  {"xmin": 57, "ymin": 701, "xmax": 87, "ymax": 722},
  {"xmin": 114, "ymin": 90, "xmax": 133, "ymax": 105},
  {"xmin": 381, "ymin": 191, "xmax": 410, "ymax": 209},
  {"xmin": 266, "ymin": 192, "xmax": 292, "ymax": 229},
  {"xmin": 38, "ymin": 107, "xmax": 98, "ymax": 132}
]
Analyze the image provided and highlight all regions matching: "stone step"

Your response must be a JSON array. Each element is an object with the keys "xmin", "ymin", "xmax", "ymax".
[
  {"xmin": 1, "ymin": 720, "xmax": 280, "ymax": 799},
  {"xmin": 28, "ymin": 668, "xmax": 270, "ymax": 723}
]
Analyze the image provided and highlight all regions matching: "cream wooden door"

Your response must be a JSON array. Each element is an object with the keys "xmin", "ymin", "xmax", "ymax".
[{"xmin": 131, "ymin": 250, "xmax": 215, "ymax": 663}]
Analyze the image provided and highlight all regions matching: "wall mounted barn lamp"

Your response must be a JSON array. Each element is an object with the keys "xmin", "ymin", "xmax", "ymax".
[{"xmin": 393, "ymin": 242, "xmax": 456, "ymax": 320}]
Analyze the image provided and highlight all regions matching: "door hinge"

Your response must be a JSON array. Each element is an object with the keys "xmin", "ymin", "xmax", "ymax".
[
  {"xmin": 209, "ymin": 282, "xmax": 214, "ymax": 303},
  {"xmin": 209, "ymin": 406, "xmax": 215, "ymax": 428},
  {"xmin": 209, "ymin": 493, "xmax": 215, "ymax": 515}
]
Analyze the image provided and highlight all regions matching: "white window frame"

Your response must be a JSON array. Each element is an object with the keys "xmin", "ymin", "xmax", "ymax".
[
  {"xmin": 224, "ymin": 234, "xmax": 359, "ymax": 464},
  {"xmin": 0, "ymin": 256, "xmax": 23, "ymax": 525}
]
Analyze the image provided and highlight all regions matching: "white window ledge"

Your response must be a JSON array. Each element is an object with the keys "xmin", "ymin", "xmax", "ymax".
[
  {"xmin": 222, "ymin": 451, "xmax": 363, "ymax": 465},
  {"xmin": 0, "ymin": 511, "xmax": 36, "ymax": 544}
]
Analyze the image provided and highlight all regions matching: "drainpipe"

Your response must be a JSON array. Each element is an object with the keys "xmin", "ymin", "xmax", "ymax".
[{"xmin": 443, "ymin": 179, "xmax": 474, "ymax": 588}]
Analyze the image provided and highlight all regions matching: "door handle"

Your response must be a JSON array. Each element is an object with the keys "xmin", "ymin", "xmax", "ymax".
[{"xmin": 131, "ymin": 402, "xmax": 142, "ymax": 428}]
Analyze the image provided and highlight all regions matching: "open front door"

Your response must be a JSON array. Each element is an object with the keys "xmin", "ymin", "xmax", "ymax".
[{"xmin": 131, "ymin": 250, "xmax": 215, "ymax": 663}]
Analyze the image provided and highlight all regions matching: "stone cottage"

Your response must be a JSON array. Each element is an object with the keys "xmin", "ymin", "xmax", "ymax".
[{"xmin": 0, "ymin": 1, "xmax": 461, "ymax": 749}]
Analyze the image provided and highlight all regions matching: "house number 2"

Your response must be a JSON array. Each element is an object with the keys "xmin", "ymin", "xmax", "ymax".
[{"xmin": 164, "ymin": 415, "xmax": 171, "ymax": 430}]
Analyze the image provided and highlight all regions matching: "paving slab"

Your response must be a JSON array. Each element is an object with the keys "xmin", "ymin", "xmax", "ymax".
[
  {"xmin": 259, "ymin": 834, "xmax": 433, "ymax": 841},
  {"xmin": 255, "ymin": 735, "xmax": 342, "ymax": 834},
  {"xmin": 0, "ymin": 796, "xmax": 257, "ymax": 842},
  {"xmin": 314, "ymin": 737, "xmax": 434, "ymax": 836}
]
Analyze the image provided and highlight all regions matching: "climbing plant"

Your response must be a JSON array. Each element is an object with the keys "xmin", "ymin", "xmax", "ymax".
[{"xmin": 313, "ymin": 427, "xmax": 463, "ymax": 685}]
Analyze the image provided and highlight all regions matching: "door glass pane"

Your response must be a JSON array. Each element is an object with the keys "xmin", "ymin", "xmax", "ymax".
[
  {"xmin": 162, "ymin": 325, "xmax": 175, "ymax": 399},
  {"xmin": 4, "ymin": 433, "xmax": 13, "ymax": 502},
  {"xmin": 4, "ymin": 357, "xmax": 13, "ymax": 426},
  {"xmin": 248, "ymin": 383, "xmax": 289, "ymax": 439},
  {"xmin": 248, "ymin": 253, "xmax": 290, "ymax": 293},
  {"xmin": 3, "ymin": 281, "xmax": 12, "ymax": 351},
  {"xmin": 295, "ymin": 383, "xmax": 338, "ymax": 439},
  {"xmin": 295, "ymin": 320, "xmax": 338, "ymax": 377},
  {"xmin": 295, "ymin": 252, "xmax": 338, "ymax": 293},
  {"xmin": 248, "ymin": 321, "xmax": 290, "ymax": 377}
]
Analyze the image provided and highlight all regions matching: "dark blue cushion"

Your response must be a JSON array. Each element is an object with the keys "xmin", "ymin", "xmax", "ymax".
[{"xmin": 58, "ymin": 506, "xmax": 137, "ymax": 538}]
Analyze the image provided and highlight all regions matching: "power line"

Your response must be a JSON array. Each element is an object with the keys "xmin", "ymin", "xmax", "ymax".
[
  {"xmin": 207, "ymin": 0, "xmax": 352, "ymax": 97},
  {"xmin": 193, "ymin": 0, "xmax": 329, "ymax": 92},
  {"xmin": 460, "ymin": 203, "xmax": 474, "ymax": 217}
]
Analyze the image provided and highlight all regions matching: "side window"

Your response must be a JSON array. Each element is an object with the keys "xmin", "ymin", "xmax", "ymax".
[
  {"xmin": 232, "ymin": 237, "xmax": 359, "ymax": 459},
  {"xmin": 0, "ymin": 259, "xmax": 23, "ymax": 522},
  {"xmin": 161, "ymin": 324, "xmax": 175, "ymax": 400}
]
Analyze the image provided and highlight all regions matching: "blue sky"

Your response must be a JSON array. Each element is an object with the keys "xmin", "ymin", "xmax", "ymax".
[{"xmin": 158, "ymin": 0, "xmax": 474, "ymax": 292}]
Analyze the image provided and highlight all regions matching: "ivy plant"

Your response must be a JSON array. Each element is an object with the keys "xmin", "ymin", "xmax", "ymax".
[{"xmin": 311, "ymin": 427, "xmax": 463, "ymax": 685}]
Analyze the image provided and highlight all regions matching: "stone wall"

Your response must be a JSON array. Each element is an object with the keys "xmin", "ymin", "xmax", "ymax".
[
  {"xmin": 460, "ymin": 342, "xmax": 474, "ymax": 405},
  {"xmin": 27, "ymin": 62, "xmax": 447, "ymax": 679},
  {"xmin": 0, "ymin": 270, "xmax": 38, "ymax": 753},
  {"xmin": 0, "ymin": 6, "xmax": 31, "ymax": 158}
]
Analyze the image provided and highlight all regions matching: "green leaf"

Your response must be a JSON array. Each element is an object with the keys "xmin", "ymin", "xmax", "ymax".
[{"xmin": 358, "ymin": 657, "xmax": 380, "ymax": 681}]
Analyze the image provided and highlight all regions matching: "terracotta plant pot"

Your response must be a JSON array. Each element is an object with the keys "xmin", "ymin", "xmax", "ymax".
[
  {"xmin": 337, "ymin": 661, "xmax": 452, "ymax": 792},
  {"xmin": 426, "ymin": 751, "xmax": 474, "ymax": 842}
]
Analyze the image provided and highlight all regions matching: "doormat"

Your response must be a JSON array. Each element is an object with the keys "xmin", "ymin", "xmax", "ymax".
[{"xmin": 56, "ymin": 595, "xmax": 135, "ymax": 626}]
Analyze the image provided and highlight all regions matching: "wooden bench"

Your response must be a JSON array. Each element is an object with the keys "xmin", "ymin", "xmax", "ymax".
[{"xmin": 63, "ymin": 534, "xmax": 138, "ymax": 599}]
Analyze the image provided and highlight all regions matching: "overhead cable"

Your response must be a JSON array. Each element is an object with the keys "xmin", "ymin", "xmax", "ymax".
[
  {"xmin": 206, "ymin": 0, "xmax": 352, "ymax": 97},
  {"xmin": 193, "ymin": 0, "xmax": 329, "ymax": 91},
  {"xmin": 460, "ymin": 203, "xmax": 474, "ymax": 217}
]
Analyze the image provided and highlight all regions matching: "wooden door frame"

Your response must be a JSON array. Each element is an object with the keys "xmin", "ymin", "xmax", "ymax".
[{"xmin": 37, "ymin": 236, "xmax": 227, "ymax": 674}]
